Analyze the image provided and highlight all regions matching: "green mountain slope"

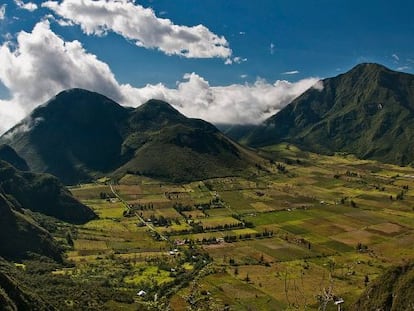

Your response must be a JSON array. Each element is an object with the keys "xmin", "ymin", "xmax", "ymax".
[
  {"xmin": 1, "ymin": 90, "xmax": 260, "ymax": 184},
  {"xmin": 352, "ymin": 262, "xmax": 414, "ymax": 310},
  {"xmin": 1, "ymin": 89, "xmax": 129, "ymax": 184},
  {"xmin": 0, "ymin": 192, "xmax": 61, "ymax": 261},
  {"xmin": 0, "ymin": 145, "xmax": 29, "ymax": 171},
  {"xmin": 0, "ymin": 259, "xmax": 53, "ymax": 310},
  {"xmin": 246, "ymin": 63, "xmax": 414, "ymax": 165},
  {"xmin": 116, "ymin": 100, "xmax": 259, "ymax": 182},
  {"xmin": 0, "ymin": 160, "xmax": 96, "ymax": 224}
]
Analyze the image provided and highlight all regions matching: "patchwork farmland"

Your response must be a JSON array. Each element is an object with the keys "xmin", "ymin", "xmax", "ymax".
[{"xmin": 65, "ymin": 144, "xmax": 414, "ymax": 310}]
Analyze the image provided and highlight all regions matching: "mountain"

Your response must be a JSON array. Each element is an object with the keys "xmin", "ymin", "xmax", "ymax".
[
  {"xmin": 1, "ymin": 89, "xmax": 260, "ymax": 184},
  {"xmin": 0, "ymin": 160, "xmax": 96, "ymax": 224},
  {"xmin": 115, "ymin": 99, "xmax": 260, "ymax": 182},
  {"xmin": 353, "ymin": 262, "xmax": 414, "ymax": 310},
  {"xmin": 0, "ymin": 145, "xmax": 29, "ymax": 171},
  {"xmin": 0, "ymin": 192, "xmax": 61, "ymax": 261},
  {"xmin": 0, "ymin": 158, "xmax": 95, "ymax": 260},
  {"xmin": 1, "ymin": 89, "xmax": 129, "ymax": 184},
  {"xmin": 216, "ymin": 124, "xmax": 259, "ymax": 145},
  {"xmin": 245, "ymin": 63, "xmax": 414, "ymax": 165}
]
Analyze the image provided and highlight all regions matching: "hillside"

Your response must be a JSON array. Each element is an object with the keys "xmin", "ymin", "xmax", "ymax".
[
  {"xmin": 1, "ymin": 89, "xmax": 129, "ymax": 184},
  {"xmin": 353, "ymin": 262, "xmax": 414, "ymax": 310},
  {"xmin": 0, "ymin": 259, "xmax": 53, "ymax": 311},
  {"xmin": 0, "ymin": 192, "xmax": 61, "ymax": 261},
  {"xmin": 1, "ymin": 90, "xmax": 261, "ymax": 184},
  {"xmin": 116, "ymin": 100, "xmax": 259, "ymax": 182},
  {"xmin": 0, "ymin": 145, "xmax": 29, "ymax": 171},
  {"xmin": 245, "ymin": 63, "xmax": 414, "ymax": 165},
  {"xmin": 0, "ymin": 160, "xmax": 96, "ymax": 224}
]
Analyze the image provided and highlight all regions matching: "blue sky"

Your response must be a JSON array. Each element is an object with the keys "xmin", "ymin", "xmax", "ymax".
[{"xmin": 0, "ymin": 0, "xmax": 413, "ymax": 132}]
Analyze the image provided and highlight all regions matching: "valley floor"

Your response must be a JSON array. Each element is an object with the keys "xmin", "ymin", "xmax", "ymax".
[{"xmin": 20, "ymin": 144, "xmax": 414, "ymax": 310}]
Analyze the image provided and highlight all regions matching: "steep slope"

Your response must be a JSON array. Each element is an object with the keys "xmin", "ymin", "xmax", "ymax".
[
  {"xmin": 0, "ymin": 145, "xmax": 29, "ymax": 171},
  {"xmin": 352, "ymin": 262, "xmax": 414, "ymax": 310},
  {"xmin": 1, "ymin": 89, "xmax": 129, "ymax": 184},
  {"xmin": 0, "ymin": 259, "xmax": 53, "ymax": 310},
  {"xmin": 1, "ymin": 90, "xmax": 260, "ymax": 184},
  {"xmin": 0, "ymin": 161, "xmax": 96, "ymax": 224},
  {"xmin": 246, "ymin": 63, "xmax": 414, "ymax": 165},
  {"xmin": 0, "ymin": 192, "xmax": 61, "ymax": 261},
  {"xmin": 116, "ymin": 100, "xmax": 258, "ymax": 182}
]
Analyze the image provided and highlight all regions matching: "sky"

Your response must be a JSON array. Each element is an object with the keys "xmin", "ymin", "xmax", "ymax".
[{"xmin": 0, "ymin": 0, "xmax": 413, "ymax": 134}]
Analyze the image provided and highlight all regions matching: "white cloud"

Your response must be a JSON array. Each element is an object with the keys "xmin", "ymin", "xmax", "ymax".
[
  {"xmin": 14, "ymin": 0, "xmax": 38, "ymax": 12},
  {"xmin": 233, "ymin": 56, "xmax": 247, "ymax": 64},
  {"xmin": 396, "ymin": 66, "xmax": 411, "ymax": 72},
  {"xmin": 0, "ymin": 20, "xmax": 124, "ymax": 133},
  {"xmin": 282, "ymin": 70, "xmax": 299, "ymax": 75},
  {"xmin": 42, "ymin": 0, "xmax": 231, "ymax": 59},
  {"xmin": 224, "ymin": 56, "xmax": 247, "ymax": 65},
  {"xmin": 270, "ymin": 42, "xmax": 275, "ymax": 55},
  {"xmin": 312, "ymin": 80, "xmax": 324, "ymax": 91},
  {"xmin": 0, "ymin": 21, "xmax": 321, "ymax": 135},
  {"xmin": 0, "ymin": 99, "xmax": 26, "ymax": 134},
  {"xmin": 240, "ymin": 74, "xmax": 248, "ymax": 79},
  {"xmin": 120, "ymin": 74, "xmax": 321, "ymax": 125},
  {"xmin": 0, "ymin": 4, "xmax": 6, "ymax": 20},
  {"xmin": 392, "ymin": 53, "xmax": 399, "ymax": 62}
]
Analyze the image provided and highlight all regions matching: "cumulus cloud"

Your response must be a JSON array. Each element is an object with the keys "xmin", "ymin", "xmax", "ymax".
[
  {"xmin": 42, "ymin": 0, "xmax": 231, "ymax": 59},
  {"xmin": 120, "ymin": 74, "xmax": 322, "ymax": 125},
  {"xmin": 0, "ymin": 99, "xmax": 26, "ymax": 134},
  {"xmin": 0, "ymin": 21, "xmax": 321, "ymax": 134},
  {"xmin": 0, "ymin": 4, "xmax": 6, "ymax": 20},
  {"xmin": 14, "ymin": 0, "xmax": 38, "ymax": 12},
  {"xmin": 0, "ymin": 20, "xmax": 124, "ymax": 132}
]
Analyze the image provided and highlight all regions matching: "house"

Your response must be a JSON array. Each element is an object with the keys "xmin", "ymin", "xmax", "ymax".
[
  {"xmin": 175, "ymin": 239, "xmax": 185, "ymax": 246},
  {"xmin": 334, "ymin": 298, "xmax": 344, "ymax": 311},
  {"xmin": 137, "ymin": 290, "xmax": 147, "ymax": 297}
]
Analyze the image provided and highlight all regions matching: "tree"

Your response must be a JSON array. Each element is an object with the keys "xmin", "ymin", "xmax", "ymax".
[
  {"xmin": 244, "ymin": 273, "xmax": 250, "ymax": 282},
  {"xmin": 66, "ymin": 231, "xmax": 74, "ymax": 247},
  {"xmin": 364, "ymin": 275, "xmax": 369, "ymax": 287}
]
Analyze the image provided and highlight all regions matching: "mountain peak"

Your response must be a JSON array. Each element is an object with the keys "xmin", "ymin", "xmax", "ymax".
[
  {"xmin": 345, "ymin": 63, "xmax": 393, "ymax": 79},
  {"xmin": 135, "ymin": 99, "xmax": 182, "ymax": 117},
  {"xmin": 1, "ymin": 90, "xmax": 256, "ymax": 183},
  {"xmin": 37, "ymin": 88, "xmax": 121, "ymax": 112},
  {"xmin": 142, "ymin": 99, "xmax": 178, "ymax": 110},
  {"xmin": 245, "ymin": 63, "xmax": 414, "ymax": 165},
  {"xmin": 351, "ymin": 62, "xmax": 389, "ymax": 71}
]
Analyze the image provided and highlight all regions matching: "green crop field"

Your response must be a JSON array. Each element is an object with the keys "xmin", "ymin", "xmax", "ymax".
[{"xmin": 63, "ymin": 144, "xmax": 414, "ymax": 310}]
